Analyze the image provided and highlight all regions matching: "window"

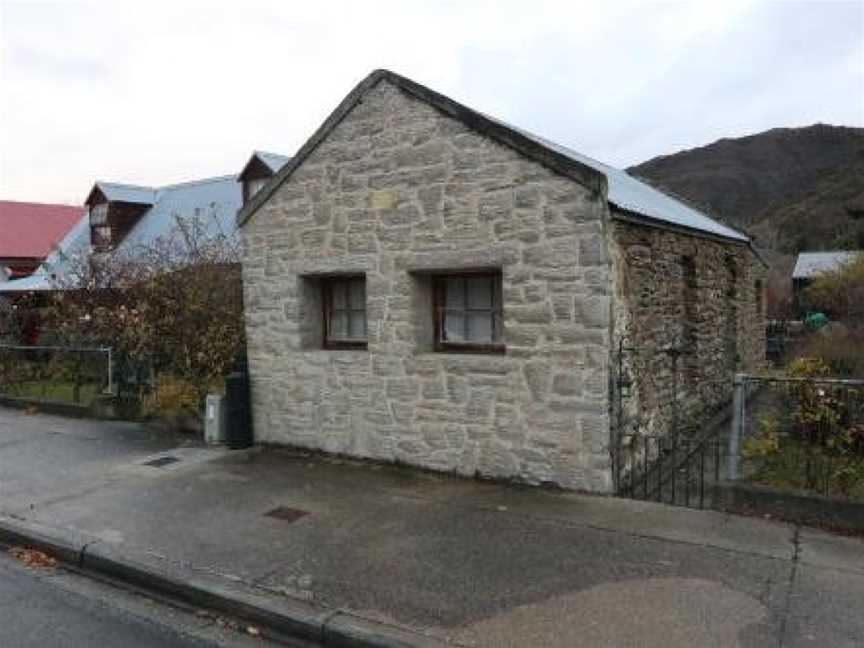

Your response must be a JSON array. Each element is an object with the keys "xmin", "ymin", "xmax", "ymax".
[
  {"xmin": 433, "ymin": 273, "xmax": 504, "ymax": 353},
  {"xmin": 245, "ymin": 178, "xmax": 269, "ymax": 203},
  {"xmin": 92, "ymin": 225, "xmax": 112, "ymax": 251},
  {"xmin": 90, "ymin": 202, "xmax": 108, "ymax": 225},
  {"xmin": 322, "ymin": 276, "xmax": 367, "ymax": 349},
  {"xmin": 681, "ymin": 256, "xmax": 697, "ymax": 352},
  {"xmin": 755, "ymin": 280, "xmax": 763, "ymax": 318},
  {"xmin": 725, "ymin": 257, "xmax": 739, "ymax": 370}
]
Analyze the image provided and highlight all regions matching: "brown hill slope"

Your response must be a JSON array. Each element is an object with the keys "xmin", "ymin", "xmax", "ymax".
[{"xmin": 628, "ymin": 124, "xmax": 864, "ymax": 252}]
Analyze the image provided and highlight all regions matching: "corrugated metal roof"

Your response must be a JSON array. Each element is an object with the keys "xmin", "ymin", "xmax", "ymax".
[
  {"xmin": 793, "ymin": 251, "xmax": 860, "ymax": 279},
  {"xmin": 0, "ymin": 213, "xmax": 90, "ymax": 292},
  {"xmin": 113, "ymin": 175, "xmax": 241, "ymax": 255},
  {"xmin": 504, "ymin": 124, "xmax": 749, "ymax": 242},
  {"xmin": 0, "ymin": 200, "xmax": 84, "ymax": 259},
  {"xmin": 1, "ymin": 175, "xmax": 242, "ymax": 293},
  {"xmin": 255, "ymin": 151, "xmax": 291, "ymax": 174},
  {"xmin": 93, "ymin": 181, "xmax": 156, "ymax": 205}
]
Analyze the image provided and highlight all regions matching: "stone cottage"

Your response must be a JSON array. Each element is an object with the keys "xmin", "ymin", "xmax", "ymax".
[{"xmin": 237, "ymin": 70, "xmax": 766, "ymax": 493}]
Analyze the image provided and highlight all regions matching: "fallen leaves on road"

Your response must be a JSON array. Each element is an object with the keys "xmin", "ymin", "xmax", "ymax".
[{"xmin": 9, "ymin": 547, "xmax": 57, "ymax": 568}]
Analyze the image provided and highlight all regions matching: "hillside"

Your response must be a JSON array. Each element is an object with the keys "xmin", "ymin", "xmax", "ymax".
[{"xmin": 628, "ymin": 124, "xmax": 864, "ymax": 253}]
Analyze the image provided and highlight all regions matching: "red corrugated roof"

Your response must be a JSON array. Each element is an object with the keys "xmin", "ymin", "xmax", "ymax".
[{"xmin": 0, "ymin": 200, "xmax": 85, "ymax": 260}]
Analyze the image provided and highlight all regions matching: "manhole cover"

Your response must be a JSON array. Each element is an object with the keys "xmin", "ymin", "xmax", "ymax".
[
  {"xmin": 264, "ymin": 507, "xmax": 310, "ymax": 523},
  {"xmin": 143, "ymin": 456, "xmax": 180, "ymax": 468}
]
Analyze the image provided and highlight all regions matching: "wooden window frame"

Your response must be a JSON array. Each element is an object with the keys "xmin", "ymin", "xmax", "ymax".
[
  {"xmin": 321, "ymin": 275, "xmax": 368, "ymax": 350},
  {"xmin": 432, "ymin": 272, "xmax": 505, "ymax": 354}
]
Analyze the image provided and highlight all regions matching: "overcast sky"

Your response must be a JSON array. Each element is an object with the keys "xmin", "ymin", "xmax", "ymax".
[{"xmin": 1, "ymin": 0, "xmax": 862, "ymax": 204}]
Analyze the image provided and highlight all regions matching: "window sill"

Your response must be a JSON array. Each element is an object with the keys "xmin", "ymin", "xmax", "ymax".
[
  {"xmin": 322, "ymin": 341, "xmax": 368, "ymax": 351},
  {"xmin": 433, "ymin": 343, "xmax": 506, "ymax": 355}
]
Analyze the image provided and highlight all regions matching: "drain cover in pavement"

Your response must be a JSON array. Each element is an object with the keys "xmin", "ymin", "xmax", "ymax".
[
  {"xmin": 264, "ymin": 507, "xmax": 309, "ymax": 523},
  {"xmin": 143, "ymin": 456, "xmax": 180, "ymax": 468}
]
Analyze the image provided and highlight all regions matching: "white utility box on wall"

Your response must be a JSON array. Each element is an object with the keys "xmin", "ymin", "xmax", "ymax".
[{"xmin": 204, "ymin": 394, "xmax": 226, "ymax": 444}]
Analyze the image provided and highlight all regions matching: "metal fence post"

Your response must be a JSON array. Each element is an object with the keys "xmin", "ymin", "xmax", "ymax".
[
  {"xmin": 728, "ymin": 373, "xmax": 746, "ymax": 481},
  {"xmin": 105, "ymin": 347, "xmax": 114, "ymax": 395}
]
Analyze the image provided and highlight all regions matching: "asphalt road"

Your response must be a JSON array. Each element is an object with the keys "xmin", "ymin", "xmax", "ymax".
[{"xmin": 0, "ymin": 551, "xmax": 273, "ymax": 648}]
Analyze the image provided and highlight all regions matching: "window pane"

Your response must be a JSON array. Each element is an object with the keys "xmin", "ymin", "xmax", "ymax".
[
  {"xmin": 445, "ymin": 278, "xmax": 465, "ymax": 309},
  {"xmin": 467, "ymin": 277, "xmax": 493, "ymax": 309},
  {"xmin": 249, "ymin": 178, "xmax": 267, "ymax": 197},
  {"xmin": 332, "ymin": 283, "xmax": 347, "ymax": 308},
  {"xmin": 443, "ymin": 312, "xmax": 465, "ymax": 341},
  {"xmin": 467, "ymin": 312, "xmax": 492, "ymax": 342},
  {"xmin": 90, "ymin": 203, "xmax": 108, "ymax": 225},
  {"xmin": 330, "ymin": 312, "xmax": 348, "ymax": 338},
  {"xmin": 349, "ymin": 311, "xmax": 367, "ymax": 338},
  {"xmin": 349, "ymin": 279, "xmax": 365, "ymax": 309}
]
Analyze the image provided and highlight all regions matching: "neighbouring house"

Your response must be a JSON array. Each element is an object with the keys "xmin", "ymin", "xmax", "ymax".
[
  {"xmin": 237, "ymin": 70, "xmax": 766, "ymax": 493},
  {"xmin": 792, "ymin": 250, "xmax": 861, "ymax": 316},
  {"xmin": 0, "ymin": 200, "xmax": 84, "ymax": 280},
  {"xmin": 0, "ymin": 151, "xmax": 291, "ymax": 297}
]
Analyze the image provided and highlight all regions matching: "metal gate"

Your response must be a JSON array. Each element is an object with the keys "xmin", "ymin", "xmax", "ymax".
[
  {"xmin": 611, "ymin": 336, "xmax": 729, "ymax": 510},
  {"xmin": 615, "ymin": 432, "xmax": 726, "ymax": 509}
]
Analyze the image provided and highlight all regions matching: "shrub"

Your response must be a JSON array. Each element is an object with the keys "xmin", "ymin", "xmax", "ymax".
[
  {"xmin": 41, "ymin": 215, "xmax": 245, "ymax": 404},
  {"xmin": 798, "ymin": 325, "xmax": 864, "ymax": 377},
  {"xmin": 143, "ymin": 376, "xmax": 201, "ymax": 424},
  {"xmin": 804, "ymin": 252, "xmax": 864, "ymax": 323}
]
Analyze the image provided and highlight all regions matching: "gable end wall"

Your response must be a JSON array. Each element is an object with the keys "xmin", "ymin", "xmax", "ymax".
[{"xmin": 241, "ymin": 80, "xmax": 613, "ymax": 492}]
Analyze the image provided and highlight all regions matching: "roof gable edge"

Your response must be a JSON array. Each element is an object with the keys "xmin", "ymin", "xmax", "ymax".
[{"xmin": 237, "ymin": 69, "xmax": 609, "ymax": 228}]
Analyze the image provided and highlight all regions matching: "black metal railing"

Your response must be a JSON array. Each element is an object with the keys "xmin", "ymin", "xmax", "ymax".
[{"xmin": 616, "ymin": 433, "xmax": 726, "ymax": 509}]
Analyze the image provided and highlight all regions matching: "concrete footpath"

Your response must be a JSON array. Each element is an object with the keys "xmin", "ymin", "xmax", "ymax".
[{"xmin": 1, "ymin": 407, "xmax": 862, "ymax": 647}]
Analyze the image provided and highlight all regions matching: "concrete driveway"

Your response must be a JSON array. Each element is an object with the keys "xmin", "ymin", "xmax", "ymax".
[{"xmin": 1, "ymin": 406, "xmax": 862, "ymax": 647}]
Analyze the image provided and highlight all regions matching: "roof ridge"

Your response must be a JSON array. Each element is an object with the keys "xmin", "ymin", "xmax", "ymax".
[
  {"xmin": 96, "ymin": 180, "xmax": 155, "ymax": 191},
  {"xmin": 157, "ymin": 174, "xmax": 238, "ymax": 191},
  {"xmin": 254, "ymin": 150, "xmax": 290, "ymax": 158},
  {"xmin": 0, "ymin": 199, "xmax": 83, "ymax": 209},
  {"xmin": 96, "ymin": 175, "xmax": 237, "ymax": 194}
]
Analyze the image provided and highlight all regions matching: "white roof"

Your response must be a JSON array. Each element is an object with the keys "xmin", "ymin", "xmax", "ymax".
[
  {"xmin": 509, "ymin": 125, "xmax": 749, "ymax": 242},
  {"xmin": 255, "ymin": 151, "xmax": 291, "ymax": 174},
  {"xmin": 93, "ymin": 181, "xmax": 156, "ymax": 205},
  {"xmin": 1, "ymin": 176, "xmax": 241, "ymax": 293},
  {"xmin": 112, "ymin": 175, "xmax": 240, "ymax": 255},
  {"xmin": 793, "ymin": 251, "xmax": 860, "ymax": 279}
]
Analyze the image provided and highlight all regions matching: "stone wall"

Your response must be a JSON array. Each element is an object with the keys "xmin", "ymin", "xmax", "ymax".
[
  {"xmin": 609, "ymin": 220, "xmax": 766, "ymax": 436},
  {"xmin": 240, "ymin": 79, "xmax": 614, "ymax": 492}
]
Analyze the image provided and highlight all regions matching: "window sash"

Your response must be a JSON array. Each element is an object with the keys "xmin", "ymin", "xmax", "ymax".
[
  {"xmin": 324, "ymin": 277, "xmax": 367, "ymax": 348},
  {"xmin": 248, "ymin": 178, "xmax": 268, "ymax": 198},
  {"xmin": 435, "ymin": 274, "xmax": 503, "ymax": 352},
  {"xmin": 92, "ymin": 225, "xmax": 112, "ymax": 250},
  {"xmin": 90, "ymin": 203, "xmax": 108, "ymax": 225}
]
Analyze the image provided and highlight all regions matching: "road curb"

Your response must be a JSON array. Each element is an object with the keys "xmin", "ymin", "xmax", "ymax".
[{"xmin": 0, "ymin": 516, "xmax": 450, "ymax": 648}]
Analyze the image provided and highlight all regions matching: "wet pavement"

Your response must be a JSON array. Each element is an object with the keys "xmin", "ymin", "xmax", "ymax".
[{"xmin": 1, "ymin": 407, "xmax": 862, "ymax": 647}]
